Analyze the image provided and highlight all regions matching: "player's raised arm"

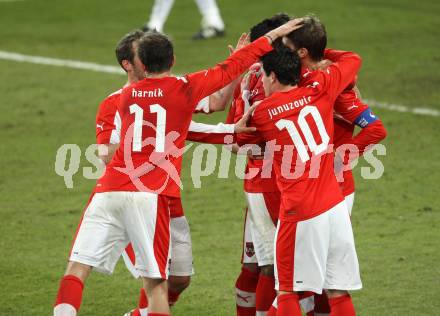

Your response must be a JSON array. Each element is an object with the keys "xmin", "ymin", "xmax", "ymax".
[
  {"xmin": 318, "ymin": 49, "xmax": 362, "ymax": 101},
  {"xmin": 186, "ymin": 19, "xmax": 305, "ymax": 105}
]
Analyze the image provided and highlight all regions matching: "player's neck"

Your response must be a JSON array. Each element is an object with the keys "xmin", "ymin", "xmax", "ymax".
[
  {"xmin": 145, "ymin": 71, "xmax": 172, "ymax": 79},
  {"xmin": 272, "ymin": 83, "xmax": 297, "ymax": 94},
  {"xmin": 302, "ymin": 57, "xmax": 321, "ymax": 71}
]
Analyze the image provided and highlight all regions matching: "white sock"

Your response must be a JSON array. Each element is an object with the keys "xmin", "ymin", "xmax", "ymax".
[
  {"xmin": 194, "ymin": 0, "xmax": 225, "ymax": 30},
  {"xmin": 147, "ymin": 0, "xmax": 175, "ymax": 32},
  {"xmin": 54, "ymin": 303, "xmax": 77, "ymax": 316}
]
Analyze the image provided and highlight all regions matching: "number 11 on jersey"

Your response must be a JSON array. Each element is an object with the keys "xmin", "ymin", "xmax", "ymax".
[{"xmin": 129, "ymin": 103, "xmax": 166, "ymax": 153}]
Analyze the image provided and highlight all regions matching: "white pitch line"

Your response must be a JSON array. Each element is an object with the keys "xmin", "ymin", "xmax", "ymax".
[
  {"xmin": 0, "ymin": 50, "xmax": 124, "ymax": 75},
  {"xmin": 0, "ymin": 50, "xmax": 438, "ymax": 117},
  {"xmin": 363, "ymin": 99, "xmax": 440, "ymax": 117}
]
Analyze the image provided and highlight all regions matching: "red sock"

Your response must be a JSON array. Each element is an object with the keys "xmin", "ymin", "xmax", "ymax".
[
  {"xmin": 329, "ymin": 294, "xmax": 356, "ymax": 316},
  {"xmin": 266, "ymin": 298, "xmax": 277, "ymax": 316},
  {"xmin": 54, "ymin": 275, "xmax": 84, "ymax": 315},
  {"xmin": 168, "ymin": 289, "xmax": 181, "ymax": 306},
  {"xmin": 314, "ymin": 292, "xmax": 331, "ymax": 315},
  {"xmin": 138, "ymin": 288, "xmax": 148, "ymax": 308},
  {"xmin": 255, "ymin": 274, "xmax": 276, "ymax": 313},
  {"xmin": 277, "ymin": 293, "xmax": 302, "ymax": 316},
  {"xmin": 235, "ymin": 266, "xmax": 259, "ymax": 316}
]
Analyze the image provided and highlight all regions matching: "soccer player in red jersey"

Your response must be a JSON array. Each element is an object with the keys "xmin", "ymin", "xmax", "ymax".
[
  {"xmin": 237, "ymin": 41, "xmax": 363, "ymax": 316},
  {"xmin": 283, "ymin": 17, "xmax": 387, "ymax": 218},
  {"xmin": 229, "ymin": 14, "xmax": 292, "ymax": 316},
  {"xmin": 261, "ymin": 16, "xmax": 386, "ymax": 315},
  {"xmin": 53, "ymin": 20, "xmax": 305, "ymax": 316},
  {"xmin": 94, "ymin": 30, "xmax": 250, "ymax": 316},
  {"xmin": 55, "ymin": 30, "xmax": 258, "ymax": 316}
]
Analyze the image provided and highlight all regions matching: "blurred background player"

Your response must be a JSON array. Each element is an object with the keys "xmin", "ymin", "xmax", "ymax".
[{"xmin": 143, "ymin": 0, "xmax": 225, "ymax": 39}]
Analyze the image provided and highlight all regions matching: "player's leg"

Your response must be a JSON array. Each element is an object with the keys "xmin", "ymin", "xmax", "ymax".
[
  {"xmin": 124, "ymin": 192, "xmax": 172, "ymax": 315},
  {"xmin": 121, "ymin": 244, "xmax": 149, "ymax": 316},
  {"xmin": 311, "ymin": 193, "xmax": 355, "ymax": 316},
  {"xmin": 167, "ymin": 213, "xmax": 193, "ymax": 306},
  {"xmin": 54, "ymin": 262, "xmax": 91, "ymax": 316},
  {"xmin": 246, "ymin": 192, "xmax": 279, "ymax": 316},
  {"xmin": 192, "ymin": 0, "xmax": 225, "ymax": 39},
  {"xmin": 274, "ymin": 213, "xmax": 332, "ymax": 316},
  {"xmin": 236, "ymin": 208, "xmax": 259, "ymax": 316},
  {"xmin": 324, "ymin": 201, "xmax": 362, "ymax": 316},
  {"xmin": 144, "ymin": 0, "xmax": 175, "ymax": 32},
  {"xmin": 54, "ymin": 192, "xmax": 128, "ymax": 316}
]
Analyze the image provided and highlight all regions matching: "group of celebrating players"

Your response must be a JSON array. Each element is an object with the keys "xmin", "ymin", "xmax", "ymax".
[{"xmin": 53, "ymin": 12, "xmax": 387, "ymax": 316}]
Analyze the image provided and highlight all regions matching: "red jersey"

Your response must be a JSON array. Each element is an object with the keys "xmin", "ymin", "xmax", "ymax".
[
  {"xmin": 95, "ymin": 89, "xmax": 122, "ymax": 145},
  {"xmin": 299, "ymin": 50, "xmax": 386, "ymax": 196},
  {"xmin": 237, "ymin": 50, "xmax": 362, "ymax": 222},
  {"xmin": 228, "ymin": 62, "xmax": 278, "ymax": 193},
  {"xmin": 96, "ymin": 37, "xmax": 273, "ymax": 197},
  {"xmin": 95, "ymin": 88, "xmax": 234, "ymax": 218}
]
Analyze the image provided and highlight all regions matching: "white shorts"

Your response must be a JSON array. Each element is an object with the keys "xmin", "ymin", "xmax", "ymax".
[
  {"xmin": 274, "ymin": 201, "xmax": 362, "ymax": 293},
  {"xmin": 245, "ymin": 192, "xmax": 279, "ymax": 266},
  {"xmin": 242, "ymin": 207, "xmax": 257, "ymax": 264},
  {"xmin": 70, "ymin": 191, "xmax": 171, "ymax": 279},
  {"xmin": 345, "ymin": 192, "xmax": 355, "ymax": 216},
  {"xmin": 123, "ymin": 216, "xmax": 194, "ymax": 278}
]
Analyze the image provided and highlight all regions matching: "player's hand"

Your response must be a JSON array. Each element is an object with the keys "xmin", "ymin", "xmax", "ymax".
[
  {"xmin": 229, "ymin": 33, "xmax": 250, "ymax": 55},
  {"xmin": 234, "ymin": 104, "xmax": 257, "ymax": 133},
  {"xmin": 265, "ymin": 18, "xmax": 305, "ymax": 44},
  {"xmin": 313, "ymin": 59, "xmax": 332, "ymax": 70},
  {"xmin": 248, "ymin": 142, "xmax": 266, "ymax": 160}
]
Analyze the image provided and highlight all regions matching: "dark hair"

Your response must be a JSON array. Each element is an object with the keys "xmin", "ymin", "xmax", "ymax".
[
  {"xmin": 250, "ymin": 13, "xmax": 291, "ymax": 42},
  {"xmin": 286, "ymin": 15, "xmax": 326, "ymax": 61},
  {"xmin": 115, "ymin": 30, "xmax": 144, "ymax": 70},
  {"xmin": 138, "ymin": 31, "xmax": 174, "ymax": 73},
  {"xmin": 262, "ymin": 43, "xmax": 301, "ymax": 86}
]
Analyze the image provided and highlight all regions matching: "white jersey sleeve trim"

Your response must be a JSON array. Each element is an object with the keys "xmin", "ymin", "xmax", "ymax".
[
  {"xmin": 189, "ymin": 121, "xmax": 234, "ymax": 134},
  {"xmin": 109, "ymin": 110, "xmax": 121, "ymax": 144}
]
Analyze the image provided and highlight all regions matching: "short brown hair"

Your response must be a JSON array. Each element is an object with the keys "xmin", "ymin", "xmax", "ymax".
[
  {"xmin": 286, "ymin": 15, "xmax": 327, "ymax": 61},
  {"xmin": 138, "ymin": 31, "xmax": 174, "ymax": 73},
  {"xmin": 115, "ymin": 30, "xmax": 144, "ymax": 70}
]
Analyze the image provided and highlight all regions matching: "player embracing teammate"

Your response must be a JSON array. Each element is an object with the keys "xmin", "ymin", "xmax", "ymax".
[
  {"xmin": 231, "ymin": 14, "xmax": 386, "ymax": 316},
  {"xmin": 53, "ymin": 20, "xmax": 305, "ymax": 316}
]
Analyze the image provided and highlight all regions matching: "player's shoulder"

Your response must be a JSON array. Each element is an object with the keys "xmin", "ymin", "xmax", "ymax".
[
  {"xmin": 98, "ymin": 88, "xmax": 123, "ymax": 112},
  {"xmin": 101, "ymin": 88, "xmax": 122, "ymax": 102}
]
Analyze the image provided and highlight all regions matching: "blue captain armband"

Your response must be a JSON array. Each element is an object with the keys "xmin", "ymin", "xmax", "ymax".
[{"xmin": 354, "ymin": 108, "xmax": 378, "ymax": 128}]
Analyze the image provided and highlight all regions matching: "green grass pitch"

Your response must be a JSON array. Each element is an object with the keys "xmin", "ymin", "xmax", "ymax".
[{"xmin": 0, "ymin": 0, "xmax": 439, "ymax": 315}]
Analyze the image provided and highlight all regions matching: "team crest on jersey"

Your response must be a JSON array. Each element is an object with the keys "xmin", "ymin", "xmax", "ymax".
[{"xmin": 245, "ymin": 242, "xmax": 255, "ymax": 257}]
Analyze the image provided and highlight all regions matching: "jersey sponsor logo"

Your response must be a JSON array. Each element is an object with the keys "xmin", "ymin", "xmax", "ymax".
[{"xmin": 245, "ymin": 242, "xmax": 255, "ymax": 257}]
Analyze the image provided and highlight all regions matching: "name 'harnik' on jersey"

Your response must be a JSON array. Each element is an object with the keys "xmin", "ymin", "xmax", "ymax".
[
  {"xmin": 267, "ymin": 95, "xmax": 312, "ymax": 120},
  {"xmin": 131, "ymin": 88, "xmax": 164, "ymax": 98}
]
